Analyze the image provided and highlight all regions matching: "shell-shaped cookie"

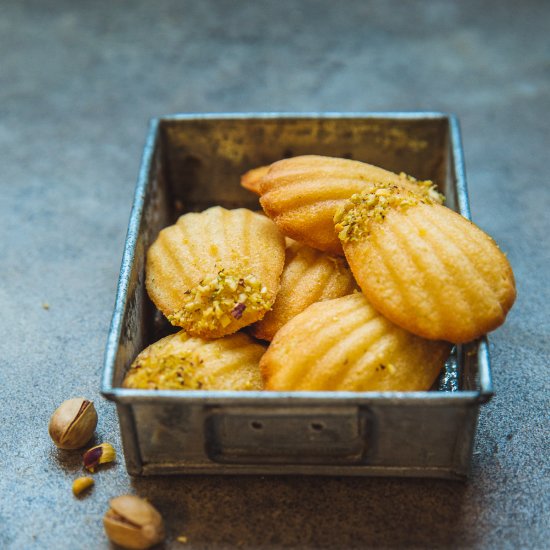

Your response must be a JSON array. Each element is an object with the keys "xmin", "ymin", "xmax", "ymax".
[
  {"xmin": 251, "ymin": 240, "xmax": 358, "ymax": 341},
  {"xmin": 259, "ymin": 155, "xmax": 443, "ymax": 255},
  {"xmin": 335, "ymin": 184, "xmax": 516, "ymax": 343},
  {"xmin": 261, "ymin": 293, "xmax": 451, "ymax": 391},
  {"xmin": 123, "ymin": 330, "xmax": 265, "ymax": 390},
  {"xmin": 146, "ymin": 207, "xmax": 286, "ymax": 338},
  {"xmin": 241, "ymin": 165, "xmax": 270, "ymax": 196}
]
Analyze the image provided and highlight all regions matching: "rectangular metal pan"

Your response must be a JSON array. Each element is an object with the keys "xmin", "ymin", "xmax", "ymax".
[{"xmin": 102, "ymin": 113, "xmax": 493, "ymax": 479}]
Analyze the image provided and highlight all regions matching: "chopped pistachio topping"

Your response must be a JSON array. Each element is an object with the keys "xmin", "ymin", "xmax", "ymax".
[
  {"xmin": 125, "ymin": 351, "xmax": 210, "ymax": 390},
  {"xmin": 399, "ymin": 172, "xmax": 445, "ymax": 204},
  {"xmin": 334, "ymin": 182, "xmax": 431, "ymax": 242},
  {"xmin": 168, "ymin": 270, "xmax": 272, "ymax": 333}
]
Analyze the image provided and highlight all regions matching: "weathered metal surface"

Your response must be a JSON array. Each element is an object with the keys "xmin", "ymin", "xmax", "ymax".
[{"xmin": 102, "ymin": 113, "xmax": 492, "ymax": 479}]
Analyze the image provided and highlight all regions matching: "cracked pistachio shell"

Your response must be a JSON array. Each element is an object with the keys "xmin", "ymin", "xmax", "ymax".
[
  {"xmin": 48, "ymin": 397, "xmax": 98, "ymax": 450},
  {"xmin": 103, "ymin": 495, "xmax": 165, "ymax": 550}
]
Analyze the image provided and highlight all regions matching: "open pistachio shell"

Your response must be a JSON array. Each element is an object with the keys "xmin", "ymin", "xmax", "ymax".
[{"xmin": 103, "ymin": 495, "xmax": 164, "ymax": 550}]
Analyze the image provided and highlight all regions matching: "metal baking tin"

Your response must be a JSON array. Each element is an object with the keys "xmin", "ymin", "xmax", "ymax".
[{"xmin": 101, "ymin": 113, "xmax": 493, "ymax": 480}]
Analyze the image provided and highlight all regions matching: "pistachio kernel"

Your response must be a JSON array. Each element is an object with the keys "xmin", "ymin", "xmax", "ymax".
[
  {"xmin": 72, "ymin": 476, "xmax": 94, "ymax": 496},
  {"xmin": 83, "ymin": 442, "xmax": 116, "ymax": 472}
]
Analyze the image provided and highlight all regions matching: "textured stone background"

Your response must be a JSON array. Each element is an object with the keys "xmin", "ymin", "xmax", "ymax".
[{"xmin": 1, "ymin": 0, "xmax": 548, "ymax": 548}]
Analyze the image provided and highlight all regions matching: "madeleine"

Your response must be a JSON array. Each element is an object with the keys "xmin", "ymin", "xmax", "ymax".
[
  {"xmin": 335, "ymin": 183, "xmax": 516, "ymax": 343},
  {"xmin": 258, "ymin": 155, "xmax": 443, "ymax": 254},
  {"xmin": 124, "ymin": 330, "xmax": 265, "ymax": 391},
  {"xmin": 261, "ymin": 293, "xmax": 451, "ymax": 391},
  {"xmin": 252, "ymin": 239, "xmax": 357, "ymax": 341},
  {"xmin": 241, "ymin": 165, "xmax": 270, "ymax": 195},
  {"xmin": 146, "ymin": 206, "xmax": 285, "ymax": 338}
]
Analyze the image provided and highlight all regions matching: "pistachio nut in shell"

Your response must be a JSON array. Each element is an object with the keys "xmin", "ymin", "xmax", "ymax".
[
  {"xmin": 48, "ymin": 397, "xmax": 98, "ymax": 450},
  {"xmin": 103, "ymin": 495, "xmax": 165, "ymax": 550}
]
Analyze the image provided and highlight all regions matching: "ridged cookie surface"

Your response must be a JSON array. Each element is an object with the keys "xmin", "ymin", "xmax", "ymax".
[
  {"xmin": 335, "ymin": 183, "xmax": 516, "ymax": 343},
  {"xmin": 123, "ymin": 330, "xmax": 265, "ymax": 390},
  {"xmin": 258, "ymin": 155, "xmax": 443, "ymax": 254},
  {"xmin": 146, "ymin": 206, "xmax": 286, "ymax": 338},
  {"xmin": 251, "ymin": 239, "xmax": 358, "ymax": 341},
  {"xmin": 261, "ymin": 293, "xmax": 451, "ymax": 391}
]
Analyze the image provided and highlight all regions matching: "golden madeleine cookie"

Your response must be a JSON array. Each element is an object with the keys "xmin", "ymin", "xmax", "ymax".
[
  {"xmin": 146, "ymin": 206, "xmax": 286, "ymax": 338},
  {"xmin": 258, "ymin": 155, "xmax": 443, "ymax": 254},
  {"xmin": 241, "ymin": 165, "xmax": 270, "ymax": 195},
  {"xmin": 334, "ymin": 183, "xmax": 516, "ymax": 343},
  {"xmin": 123, "ymin": 330, "xmax": 265, "ymax": 390},
  {"xmin": 261, "ymin": 293, "xmax": 451, "ymax": 391},
  {"xmin": 251, "ymin": 239, "xmax": 358, "ymax": 341}
]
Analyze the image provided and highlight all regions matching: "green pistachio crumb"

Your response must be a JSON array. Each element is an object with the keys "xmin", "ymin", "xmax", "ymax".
[
  {"xmin": 168, "ymin": 270, "xmax": 272, "ymax": 333},
  {"xmin": 125, "ymin": 352, "xmax": 210, "ymax": 390},
  {"xmin": 399, "ymin": 172, "xmax": 445, "ymax": 204},
  {"xmin": 334, "ymin": 182, "xmax": 432, "ymax": 242}
]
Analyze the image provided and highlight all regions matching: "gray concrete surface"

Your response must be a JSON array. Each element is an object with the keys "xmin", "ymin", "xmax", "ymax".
[{"xmin": 1, "ymin": 0, "xmax": 549, "ymax": 548}]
